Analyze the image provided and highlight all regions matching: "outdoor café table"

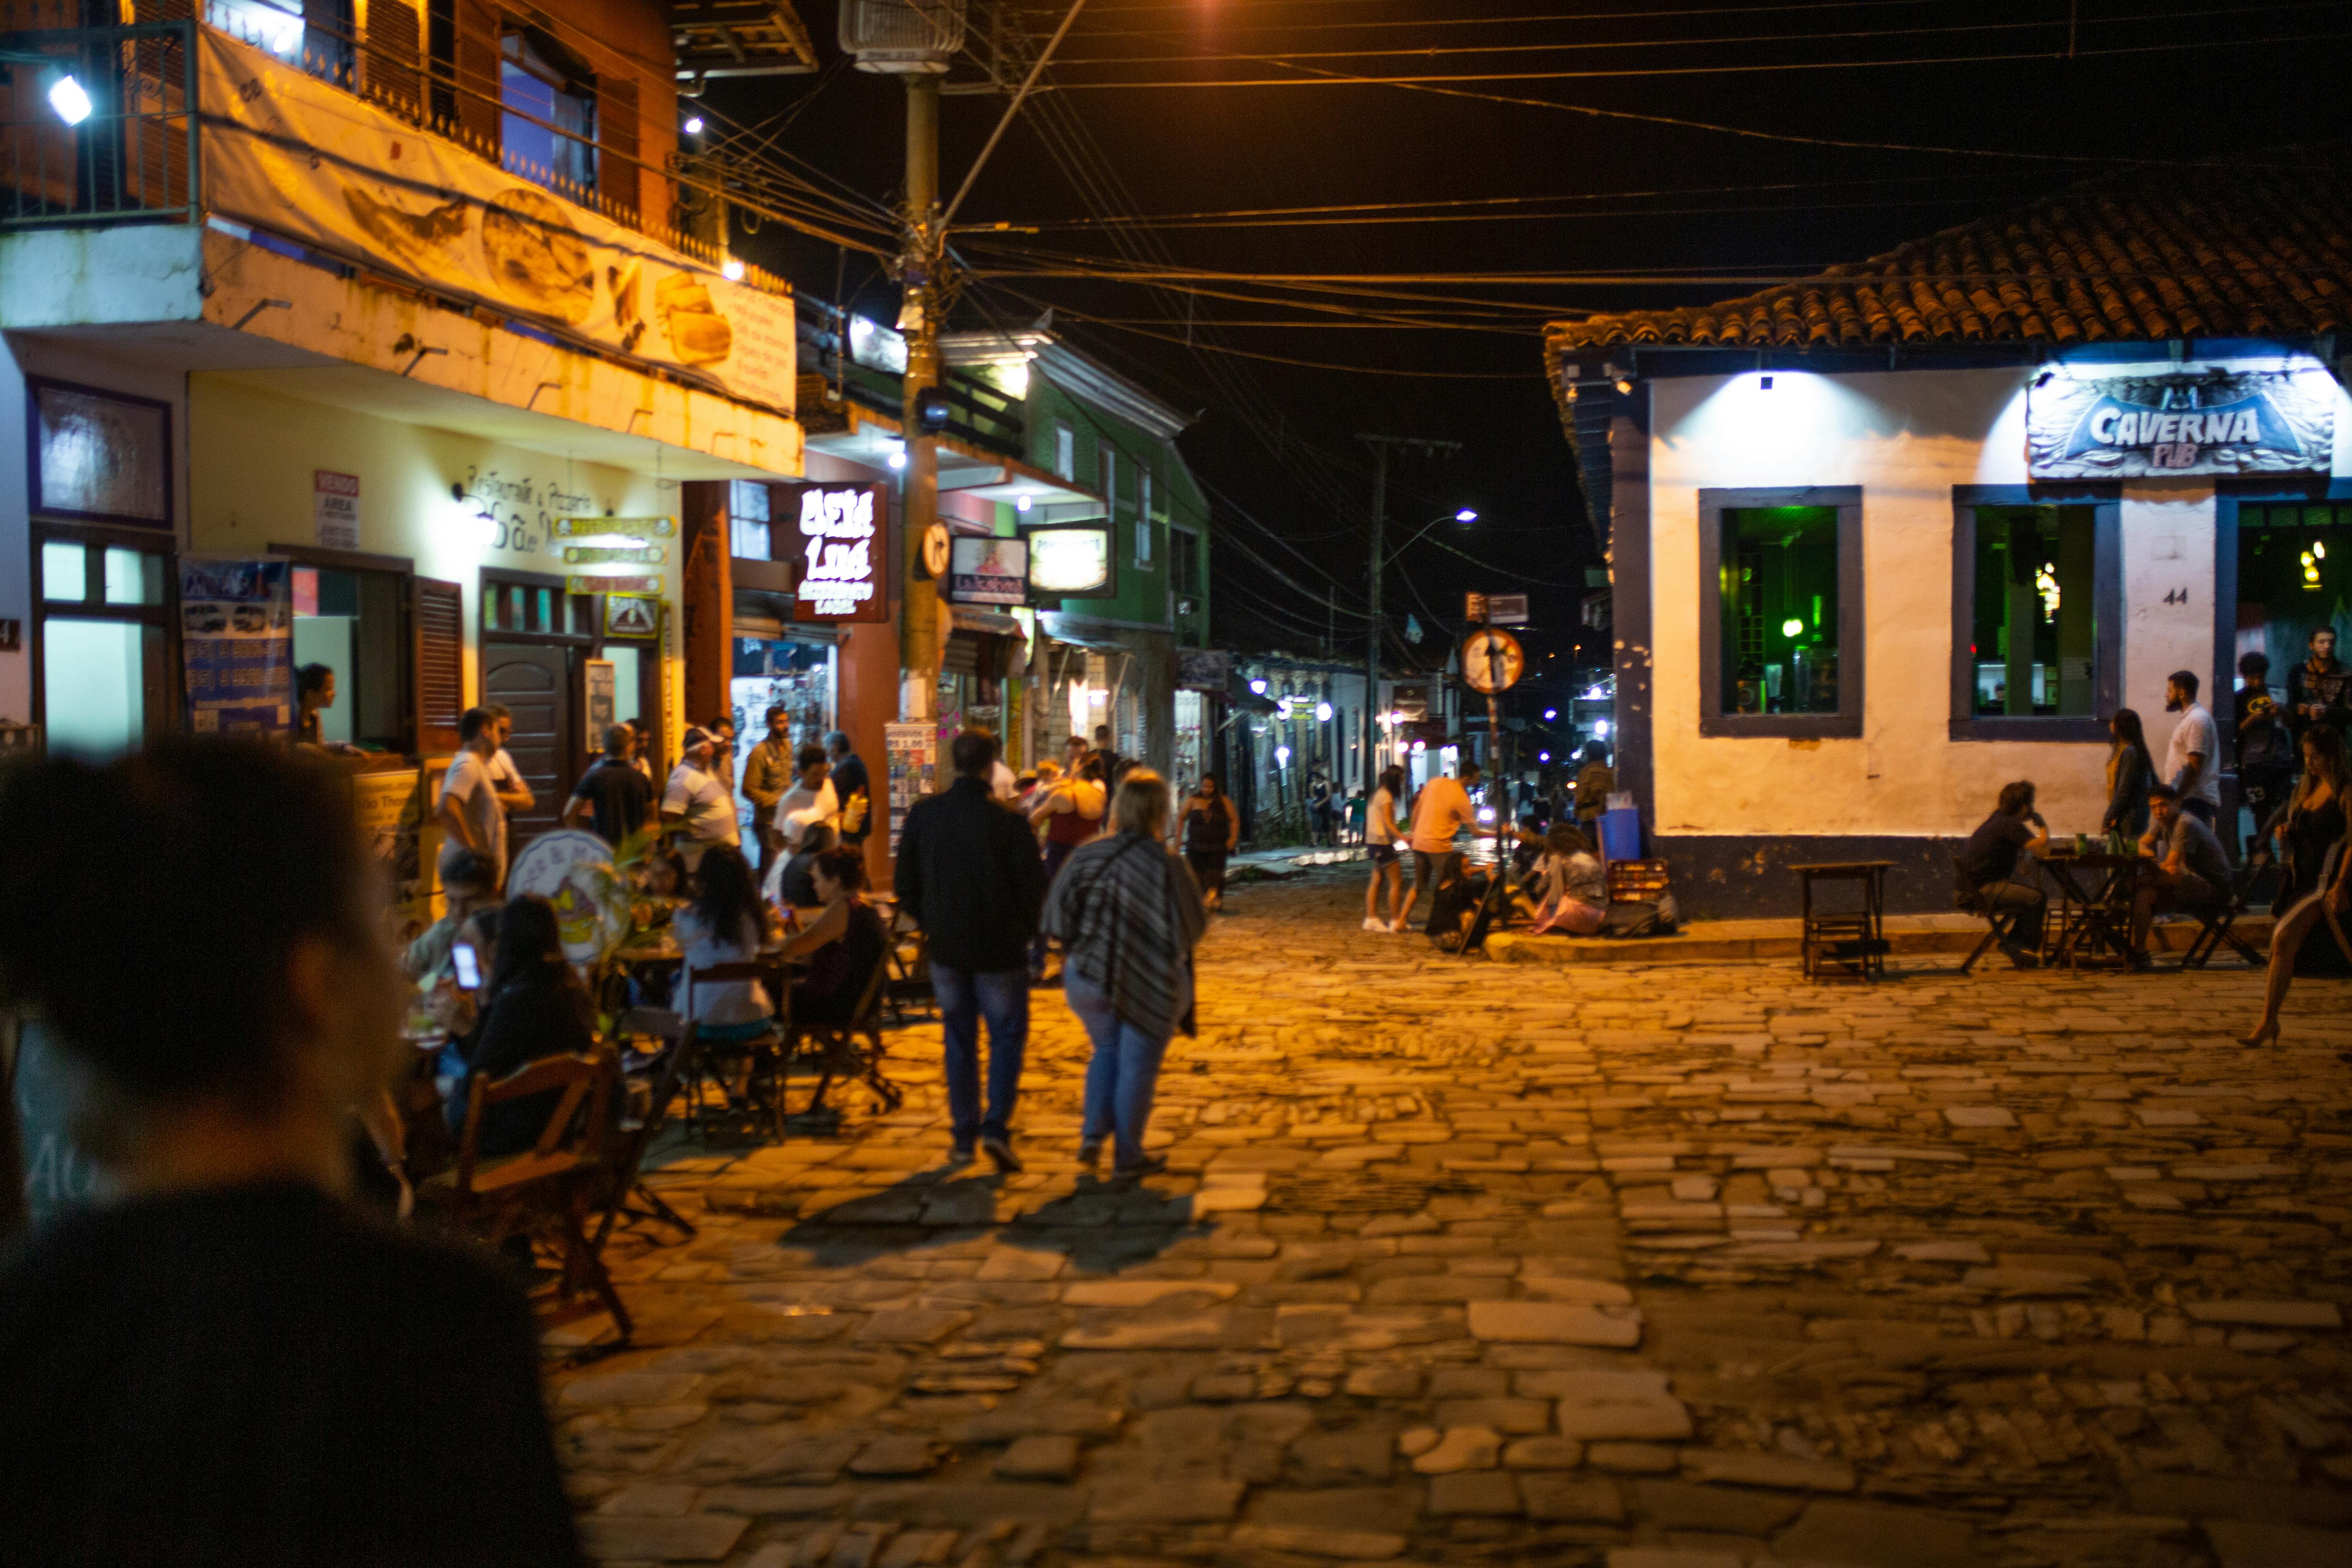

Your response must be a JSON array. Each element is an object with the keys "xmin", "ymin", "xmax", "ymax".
[
  {"xmin": 2040, "ymin": 851, "xmax": 2144, "ymax": 969},
  {"xmin": 1791, "ymin": 861, "xmax": 1894, "ymax": 980}
]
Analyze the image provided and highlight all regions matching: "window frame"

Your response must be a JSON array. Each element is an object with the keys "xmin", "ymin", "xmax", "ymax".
[
  {"xmin": 1696, "ymin": 486, "xmax": 1864, "ymax": 739},
  {"xmin": 1947, "ymin": 483, "xmax": 2121, "ymax": 742},
  {"xmin": 29, "ymin": 521, "xmax": 178, "ymax": 750}
]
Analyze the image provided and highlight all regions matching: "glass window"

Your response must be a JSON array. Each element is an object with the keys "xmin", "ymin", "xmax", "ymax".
[
  {"xmin": 42, "ymin": 618, "xmax": 145, "ymax": 757},
  {"xmin": 731, "ymin": 480, "xmax": 772, "ymax": 560},
  {"xmin": 1136, "ymin": 517, "xmax": 1154, "ymax": 568},
  {"xmin": 41, "ymin": 541, "xmax": 86, "ymax": 603},
  {"xmin": 605, "ymin": 644, "xmax": 642, "ymax": 726},
  {"xmin": 1171, "ymin": 528, "xmax": 1199, "ymax": 596},
  {"xmin": 1719, "ymin": 506, "xmax": 1840, "ymax": 716},
  {"xmin": 1053, "ymin": 424, "xmax": 1075, "ymax": 480},
  {"xmin": 2237, "ymin": 503, "xmax": 2352, "ymax": 679},
  {"xmin": 1970, "ymin": 506, "xmax": 2096, "ymax": 717},
  {"xmin": 1100, "ymin": 445, "xmax": 1118, "ymax": 511},
  {"xmin": 500, "ymin": 29, "xmax": 597, "ymax": 195},
  {"xmin": 103, "ymin": 546, "xmax": 163, "ymax": 606}
]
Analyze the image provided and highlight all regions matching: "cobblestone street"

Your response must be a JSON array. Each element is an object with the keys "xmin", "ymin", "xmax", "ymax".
[{"xmin": 556, "ymin": 867, "xmax": 2352, "ymax": 1568}]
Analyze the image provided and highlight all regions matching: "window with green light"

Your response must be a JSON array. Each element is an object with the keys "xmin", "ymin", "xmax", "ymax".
[
  {"xmin": 1970, "ymin": 506, "xmax": 2096, "ymax": 717},
  {"xmin": 1719, "ymin": 506, "xmax": 1839, "ymax": 716}
]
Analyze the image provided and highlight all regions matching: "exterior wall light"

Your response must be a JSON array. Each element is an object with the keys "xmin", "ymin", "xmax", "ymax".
[{"xmin": 45, "ymin": 69, "xmax": 92, "ymax": 126}]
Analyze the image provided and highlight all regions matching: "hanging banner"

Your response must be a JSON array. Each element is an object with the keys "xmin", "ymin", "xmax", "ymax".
[
  {"xmin": 552, "ymin": 516, "xmax": 676, "ymax": 541},
  {"xmin": 180, "ymin": 556, "xmax": 294, "ymax": 735},
  {"xmin": 196, "ymin": 30, "xmax": 795, "ymax": 414},
  {"xmin": 2027, "ymin": 364, "xmax": 2335, "ymax": 479}
]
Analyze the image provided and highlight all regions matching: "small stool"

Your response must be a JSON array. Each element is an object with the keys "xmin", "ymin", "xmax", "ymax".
[{"xmin": 1793, "ymin": 861, "xmax": 1894, "ymax": 980}]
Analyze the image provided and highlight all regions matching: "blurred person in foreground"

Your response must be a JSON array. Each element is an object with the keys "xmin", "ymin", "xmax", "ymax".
[{"xmin": 0, "ymin": 738, "xmax": 582, "ymax": 1568}]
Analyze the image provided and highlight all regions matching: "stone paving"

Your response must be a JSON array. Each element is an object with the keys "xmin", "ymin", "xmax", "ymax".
[{"xmin": 552, "ymin": 866, "xmax": 2352, "ymax": 1568}]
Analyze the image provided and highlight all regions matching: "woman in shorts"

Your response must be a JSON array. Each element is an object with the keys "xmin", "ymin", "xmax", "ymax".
[{"xmin": 1364, "ymin": 766, "xmax": 1407, "ymax": 932}]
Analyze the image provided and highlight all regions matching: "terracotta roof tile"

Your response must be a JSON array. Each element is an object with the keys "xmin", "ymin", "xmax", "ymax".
[{"xmin": 1550, "ymin": 150, "xmax": 2352, "ymax": 354}]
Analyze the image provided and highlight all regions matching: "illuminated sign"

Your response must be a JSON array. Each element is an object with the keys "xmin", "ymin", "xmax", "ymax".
[
  {"xmin": 785, "ymin": 481, "xmax": 890, "ymax": 623},
  {"xmin": 1024, "ymin": 523, "xmax": 1114, "ymax": 598},
  {"xmin": 948, "ymin": 535, "xmax": 1029, "ymax": 606},
  {"xmin": 551, "ymin": 515, "xmax": 677, "ymax": 540},
  {"xmin": 2027, "ymin": 364, "xmax": 2334, "ymax": 478}
]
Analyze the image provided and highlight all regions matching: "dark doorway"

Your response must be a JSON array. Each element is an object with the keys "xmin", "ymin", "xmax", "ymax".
[{"xmin": 483, "ymin": 641, "xmax": 574, "ymax": 853}]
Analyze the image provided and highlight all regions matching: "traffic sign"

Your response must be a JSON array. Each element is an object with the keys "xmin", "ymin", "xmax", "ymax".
[
  {"xmin": 1461, "ymin": 628, "xmax": 1524, "ymax": 693},
  {"xmin": 1486, "ymin": 593, "xmax": 1529, "ymax": 625}
]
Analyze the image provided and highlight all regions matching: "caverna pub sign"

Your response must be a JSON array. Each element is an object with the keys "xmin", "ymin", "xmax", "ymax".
[{"xmin": 2025, "ymin": 363, "xmax": 2336, "ymax": 479}]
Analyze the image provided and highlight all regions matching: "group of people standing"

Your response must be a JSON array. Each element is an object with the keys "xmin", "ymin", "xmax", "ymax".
[{"xmin": 1955, "ymin": 646, "xmax": 2351, "ymax": 1042}]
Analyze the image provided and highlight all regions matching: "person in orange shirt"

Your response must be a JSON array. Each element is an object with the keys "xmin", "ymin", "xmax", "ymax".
[{"xmin": 1388, "ymin": 760, "xmax": 1486, "ymax": 934}]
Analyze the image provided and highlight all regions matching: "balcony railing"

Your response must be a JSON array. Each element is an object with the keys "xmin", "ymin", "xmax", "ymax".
[
  {"xmin": 797, "ymin": 298, "xmax": 1031, "ymax": 461},
  {"xmin": 0, "ymin": 21, "xmax": 197, "ymax": 228}
]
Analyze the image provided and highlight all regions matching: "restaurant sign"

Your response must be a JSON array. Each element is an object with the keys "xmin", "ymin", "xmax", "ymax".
[
  {"xmin": 786, "ymin": 482, "xmax": 890, "ymax": 623},
  {"xmin": 2027, "ymin": 363, "xmax": 2336, "ymax": 478},
  {"xmin": 947, "ymin": 536, "xmax": 1028, "ymax": 607}
]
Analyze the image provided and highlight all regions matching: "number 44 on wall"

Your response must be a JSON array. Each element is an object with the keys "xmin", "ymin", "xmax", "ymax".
[{"xmin": 2164, "ymin": 588, "xmax": 2191, "ymax": 606}]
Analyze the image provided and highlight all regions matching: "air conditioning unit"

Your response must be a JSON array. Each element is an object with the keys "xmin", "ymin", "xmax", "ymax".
[{"xmin": 838, "ymin": 0, "xmax": 967, "ymax": 74}]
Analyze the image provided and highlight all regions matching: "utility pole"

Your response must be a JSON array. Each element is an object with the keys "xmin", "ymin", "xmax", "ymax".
[
  {"xmin": 898, "ymin": 74, "xmax": 943, "ymax": 721},
  {"xmin": 1358, "ymin": 434, "xmax": 1461, "ymax": 791}
]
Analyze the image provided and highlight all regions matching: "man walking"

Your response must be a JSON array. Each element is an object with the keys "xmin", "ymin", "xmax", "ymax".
[
  {"xmin": 1390, "ymin": 760, "xmax": 1484, "ymax": 934},
  {"xmin": 825, "ymin": 730, "xmax": 873, "ymax": 846},
  {"xmin": 563, "ymin": 724, "xmax": 655, "ymax": 846},
  {"xmin": 742, "ymin": 706, "xmax": 796, "ymax": 874},
  {"xmin": 660, "ymin": 726, "xmax": 739, "ymax": 869},
  {"xmin": 897, "ymin": 730, "xmax": 1047, "ymax": 1172},
  {"xmin": 2161, "ymin": 670, "xmax": 2222, "ymax": 828},
  {"xmin": 435, "ymin": 707, "xmax": 508, "ymax": 889}
]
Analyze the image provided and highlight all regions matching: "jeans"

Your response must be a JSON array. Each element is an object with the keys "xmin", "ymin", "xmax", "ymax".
[
  {"xmin": 1065, "ymin": 973, "xmax": 1171, "ymax": 1171},
  {"xmin": 1978, "ymin": 877, "xmax": 2047, "ymax": 950},
  {"xmin": 933, "ymin": 964, "xmax": 1029, "ymax": 1145}
]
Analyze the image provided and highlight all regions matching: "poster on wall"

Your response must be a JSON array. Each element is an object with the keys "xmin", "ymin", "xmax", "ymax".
[
  {"xmin": 179, "ymin": 556, "xmax": 294, "ymax": 735},
  {"xmin": 195, "ymin": 30, "xmax": 795, "ymax": 414},
  {"xmin": 947, "ymin": 535, "xmax": 1029, "ymax": 606},
  {"xmin": 884, "ymin": 721, "xmax": 937, "ymax": 854},
  {"xmin": 585, "ymin": 660, "xmax": 617, "ymax": 746},
  {"xmin": 2027, "ymin": 364, "xmax": 2336, "ymax": 478},
  {"xmin": 313, "ymin": 470, "xmax": 359, "ymax": 549},
  {"xmin": 784, "ymin": 482, "xmax": 891, "ymax": 623},
  {"xmin": 350, "ymin": 765, "xmax": 429, "ymax": 941}
]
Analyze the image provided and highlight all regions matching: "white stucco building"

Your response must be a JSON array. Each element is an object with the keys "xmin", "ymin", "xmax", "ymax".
[{"xmin": 1548, "ymin": 158, "xmax": 2352, "ymax": 917}]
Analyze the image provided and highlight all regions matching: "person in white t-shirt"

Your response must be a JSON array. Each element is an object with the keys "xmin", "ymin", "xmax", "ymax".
[
  {"xmin": 774, "ymin": 744, "xmax": 840, "ymax": 853},
  {"xmin": 482, "ymin": 703, "xmax": 536, "ymax": 823},
  {"xmin": 2161, "ymin": 669, "xmax": 2223, "ymax": 828},
  {"xmin": 1390, "ymin": 761, "xmax": 1485, "ymax": 935},
  {"xmin": 435, "ymin": 707, "xmax": 509, "ymax": 889},
  {"xmin": 661, "ymin": 726, "xmax": 741, "ymax": 869}
]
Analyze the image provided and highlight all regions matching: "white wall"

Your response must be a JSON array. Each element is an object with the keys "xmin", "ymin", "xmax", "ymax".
[{"xmin": 1643, "ymin": 361, "xmax": 2322, "ymax": 841}]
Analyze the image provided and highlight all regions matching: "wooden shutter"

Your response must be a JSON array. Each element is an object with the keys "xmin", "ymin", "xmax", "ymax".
[
  {"xmin": 367, "ymin": 0, "xmax": 424, "ymax": 117},
  {"xmin": 451, "ymin": 0, "xmax": 502, "ymax": 155},
  {"xmin": 597, "ymin": 74, "xmax": 639, "ymax": 222},
  {"xmin": 412, "ymin": 576, "xmax": 466, "ymax": 756}
]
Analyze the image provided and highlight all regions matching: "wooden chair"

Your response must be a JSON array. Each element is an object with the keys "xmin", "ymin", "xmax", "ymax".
[
  {"xmin": 2179, "ymin": 858, "xmax": 2267, "ymax": 970},
  {"xmin": 882, "ymin": 906, "xmax": 934, "ymax": 1025},
  {"xmin": 592, "ymin": 1009, "xmax": 699, "ymax": 1252},
  {"xmin": 782, "ymin": 958, "xmax": 900, "ymax": 1120},
  {"xmin": 679, "ymin": 960, "xmax": 788, "ymax": 1143},
  {"xmin": 1952, "ymin": 853, "xmax": 2026, "ymax": 975},
  {"xmin": 423, "ymin": 1050, "xmax": 630, "ymax": 1340}
]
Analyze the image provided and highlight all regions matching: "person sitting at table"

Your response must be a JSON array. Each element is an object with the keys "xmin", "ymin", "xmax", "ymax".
[
  {"xmin": 1958, "ymin": 780, "xmax": 2051, "ymax": 967},
  {"xmin": 761, "ymin": 821, "xmax": 835, "ymax": 911},
  {"xmin": 779, "ymin": 846, "xmax": 890, "ymax": 1028},
  {"xmin": 403, "ymin": 848, "xmax": 497, "ymax": 988},
  {"xmin": 447, "ymin": 896, "xmax": 599, "ymax": 1157},
  {"xmin": 2101, "ymin": 709, "xmax": 2156, "ymax": 842},
  {"xmin": 0, "ymin": 738, "xmax": 585, "ymax": 1566},
  {"xmin": 675, "ymin": 845, "xmax": 777, "ymax": 1046},
  {"xmin": 2128, "ymin": 783, "xmax": 2233, "ymax": 968}
]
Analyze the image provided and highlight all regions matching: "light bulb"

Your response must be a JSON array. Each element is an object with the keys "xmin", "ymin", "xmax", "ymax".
[
  {"xmin": 1781, "ymin": 617, "xmax": 1804, "ymax": 637},
  {"xmin": 1316, "ymin": 702, "xmax": 1334, "ymax": 722},
  {"xmin": 1250, "ymin": 679, "xmax": 1268, "ymax": 695},
  {"xmin": 46, "ymin": 71, "xmax": 91, "ymax": 126},
  {"xmin": 886, "ymin": 448, "xmax": 907, "ymax": 471},
  {"xmin": 1015, "ymin": 494, "xmax": 1032, "ymax": 512},
  {"xmin": 683, "ymin": 115, "xmax": 705, "ymax": 135},
  {"xmin": 1454, "ymin": 508, "xmax": 1477, "ymax": 523},
  {"xmin": 721, "ymin": 258, "xmax": 746, "ymax": 281},
  {"xmin": 1543, "ymin": 708, "xmax": 1557, "ymax": 721}
]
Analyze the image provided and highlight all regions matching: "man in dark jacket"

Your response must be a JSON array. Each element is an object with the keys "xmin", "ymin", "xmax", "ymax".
[{"xmin": 896, "ymin": 729, "xmax": 1048, "ymax": 1172}]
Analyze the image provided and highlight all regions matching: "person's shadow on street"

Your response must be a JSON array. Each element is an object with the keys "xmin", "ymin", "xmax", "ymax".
[{"xmin": 775, "ymin": 1160, "xmax": 1200, "ymax": 1273}]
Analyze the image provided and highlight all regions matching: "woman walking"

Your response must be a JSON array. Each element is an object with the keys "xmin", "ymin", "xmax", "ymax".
[
  {"xmin": 1178, "ymin": 774, "xmax": 1239, "ymax": 911},
  {"xmin": 2102, "ymin": 708, "xmax": 2156, "ymax": 841},
  {"xmin": 1044, "ymin": 769, "xmax": 1207, "ymax": 1179},
  {"xmin": 2239, "ymin": 801, "xmax": 2351, "ymax": 1047},
  {"xmin": 1364, "ymin": 765, "xmax": 1406, "ymax": 932}
]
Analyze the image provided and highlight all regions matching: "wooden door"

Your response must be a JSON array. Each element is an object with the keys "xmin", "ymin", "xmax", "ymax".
[{"xmin": 483, "ymin": 641, "xmax": 574, "ymax": 854}]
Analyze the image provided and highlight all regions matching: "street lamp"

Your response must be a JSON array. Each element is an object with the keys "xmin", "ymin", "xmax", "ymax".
[{"xmin": 1382, "ymin": 507, "xmax": 1479, "ymax": 569}]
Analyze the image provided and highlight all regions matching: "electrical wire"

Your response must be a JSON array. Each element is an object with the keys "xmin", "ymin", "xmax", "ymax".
[
  {"xmin": 1045, "ymin": 2, "xmax": 2334, "ymax": 66},
  {"xmin": 1020, "ymin": 0, "xmax": 1945, "ymax": 21},
  {"xmin": 965, "ymin": 191, "xmax": 2047, "ymax": 234}
]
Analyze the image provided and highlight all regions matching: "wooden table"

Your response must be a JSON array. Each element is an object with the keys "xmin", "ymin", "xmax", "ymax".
[
  {"xmin": 1792, "ymin": 861, "xmax": 1895, "ymax": 980},
  {"xmin": 2041, "ymin": 851, "xmax": 2144, "ymax": 969}
]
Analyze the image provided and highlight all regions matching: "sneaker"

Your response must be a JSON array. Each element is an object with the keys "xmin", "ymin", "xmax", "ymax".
[
  {"xmin": 946, "ymin": 1142, "xmax": 977, "ymax": 1167},
  {"xmin": 1387, "ymin": 918, "xmax": 1412, "ymax": 934},
  {"xmin": 1078, "ymin": 1137, "xmax": 1104, "ymax": 1167},
  {"xmin": 1113, "ymin": 1153, "xmax": 1169, "ymax": 1182},
  {"xmin": 980, "ymin": 1135, "xmax": 1024, "ymax": 1174},
  {"xmin": 1361, "ymin": 916, "xmax": 1387, "ymax": 932}
]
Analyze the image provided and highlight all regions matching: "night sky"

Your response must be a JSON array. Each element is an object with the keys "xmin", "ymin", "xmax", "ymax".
[{"xmin": 707, "ymin": 1, "xmax": 2351, "ymax": 718}]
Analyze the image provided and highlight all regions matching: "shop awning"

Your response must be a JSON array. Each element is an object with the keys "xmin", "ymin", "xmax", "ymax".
[{"xmin": 948, "ymin": 606, "xmax": 1027, "ymax": 641}]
